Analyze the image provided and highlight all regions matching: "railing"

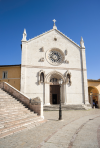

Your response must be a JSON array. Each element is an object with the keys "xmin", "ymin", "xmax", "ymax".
[{"xmin": 0, "ymin": 82, "xmax": 43, "ymax": 118}]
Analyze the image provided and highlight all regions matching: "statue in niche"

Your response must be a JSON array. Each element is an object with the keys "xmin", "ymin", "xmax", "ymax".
[
  {"xmin": 40, "ymin": 72, "xmax": 44, "ymax": 83},
  {"xmin": 67, "ymin": 73, "xmax": 71, "ymax": 85}
]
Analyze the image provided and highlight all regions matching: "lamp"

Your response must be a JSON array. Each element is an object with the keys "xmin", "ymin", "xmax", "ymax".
[
  {"xmin": 58, "ymin": 78, "xmax": 63, "ymax": 120},
  {"xmin": 58, "ymin": 79, "xmax": 63, "ymax": 85},
  {"xmin": 90, "ymin": 92, "xmax": 93, "ymax": 95}
]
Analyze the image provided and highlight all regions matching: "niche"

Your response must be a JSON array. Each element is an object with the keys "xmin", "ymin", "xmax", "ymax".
[{"xmin": 40, "ymin": 72, "xmax": 44, "ymax": 83}]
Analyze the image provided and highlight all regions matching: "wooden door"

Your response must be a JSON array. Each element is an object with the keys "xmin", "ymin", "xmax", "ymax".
[{"xmin": 50, "ymin": 85, "xmax": 60, "ymax": 104}]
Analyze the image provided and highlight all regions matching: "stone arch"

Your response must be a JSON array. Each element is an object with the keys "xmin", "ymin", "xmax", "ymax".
[
  {"xmin": 88, "ymin": 86, "xmax": 99, "ymax": 107},
  {"xmin": 88, "ymin": 86, "xmax": 99, "ymax": 94},
  {"xmin": 45, "ymin": 71, "xmax": 65, "ymax": 83}
]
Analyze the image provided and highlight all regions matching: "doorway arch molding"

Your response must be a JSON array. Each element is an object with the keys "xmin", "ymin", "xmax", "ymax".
[{"xmin": 45, "ymin": 71, "xmax": 65, "ymax": 83}]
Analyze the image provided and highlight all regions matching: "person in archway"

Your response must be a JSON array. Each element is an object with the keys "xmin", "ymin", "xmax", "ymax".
[
  {"xmin": 95, "ymin": 101, "xmax": 98, "ymax": 108},
  {"xmin": 93, "ymin": 100, "xmax": 95, "ymax": 108}
]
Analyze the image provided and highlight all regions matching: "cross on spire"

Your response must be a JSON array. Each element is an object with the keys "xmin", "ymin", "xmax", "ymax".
[{"xmin": 53, "ymin": 19, "xmax": 56, "ymax": 26}]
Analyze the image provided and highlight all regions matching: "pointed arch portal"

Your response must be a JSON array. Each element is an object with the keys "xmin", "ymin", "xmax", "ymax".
[{"xmin": 44, "ymin": 71, "xmax": 66, "ymax": 105}]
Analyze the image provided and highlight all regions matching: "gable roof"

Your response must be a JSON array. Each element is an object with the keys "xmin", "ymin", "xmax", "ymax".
[
  {"xmin": 88, "ymin": 79, "xmax": 100, "ymax": 82},
  {"xmin": 0, "ymin": 64, "xmax": 21, "ymax": 67},
  {"xmin": 26, "ymin": 28, "xmax": 80, "ymax": 48}
]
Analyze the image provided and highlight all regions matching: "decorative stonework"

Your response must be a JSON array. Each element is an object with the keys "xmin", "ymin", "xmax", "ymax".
[
  {"xmin": 40, "ymin": 47, "xmax": 44, "ymax": 52},
  {"xmin": 40, "ymin": 58, "xmax": 44, "ymax": 62},
  {"xmin": 31, "ymin": 97, "xmax": 41, "ymax": 105},
  {"xmin": 46, "ymin": 48, "xmax": 65, "ymax": 66},
  {"xmin": 65, "ymin": 60, "xmax": 69, "ymax": 64},
  {"xmin": 45, "ymin": 71, "xmax": 65, "ymax": 84},
  {"xmin": 65, "ymin": 49, "xmax": 67, "ymax": 55},
  {"xmin": 38, "ymin": 70, "xmax": 45, "ymax": 85},
  {"xmin": 65, "ymin": 71, "xmax": 72, "ymax": 85}
]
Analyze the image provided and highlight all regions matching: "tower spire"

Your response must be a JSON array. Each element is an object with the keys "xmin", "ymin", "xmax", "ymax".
[
  {"xmin": 22, "ymin": 29, "xmax": 27, "ymax": 41},
  {"xmin": 80, "ymin": 36, "xmax": 85, "ymax": 48}
]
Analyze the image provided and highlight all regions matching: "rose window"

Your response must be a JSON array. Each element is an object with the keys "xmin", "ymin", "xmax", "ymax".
[{"xmin": 46, "ymin": 49, "xmax": 65, "ymax": 66}]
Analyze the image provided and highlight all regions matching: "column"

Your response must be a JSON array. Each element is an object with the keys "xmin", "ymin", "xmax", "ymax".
[
  {"xmin": 64, "ymin": 83, "xmax": 67, "ymax": 105},
  {"xmin": 44, "ymin": 83, "xmax": 50, "ymax": 105},
  {"xmin": 98, "ymin": 94, "xmax": 100, "ymax": 108},
  {"xmin": 43, "ymin": 83, "xmax": 45, "ymax": 105},
  {"xmin": 90, "ymin": 94, "xmax": 93, "ymax": 107}
]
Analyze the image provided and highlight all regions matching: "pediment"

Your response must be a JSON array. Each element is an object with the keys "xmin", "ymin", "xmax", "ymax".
[{"xmin": 27, "ymin": 29, "xmax": 80, "ymax": 48}]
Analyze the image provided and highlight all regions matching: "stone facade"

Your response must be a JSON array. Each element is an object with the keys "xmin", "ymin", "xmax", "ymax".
[{"xmin": 21, "ymin": 23, "xmax": 89, "ymax": 106}]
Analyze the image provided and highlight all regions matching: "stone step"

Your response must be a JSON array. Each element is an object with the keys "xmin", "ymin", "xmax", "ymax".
[
  {"xmin": 0, "ymin": 110, "xmax": 34, "ymax": 117},
  {"xmin": 0, "ymin": 97, "xmax": 16, "ymax": 100},
  {"xmin": 0, "ymin": 109, "xmax": 31, "ymax": 115},
  {"xmin": 43, "ymin": 105, "xmax": 85, "ymax": 111},
  {"xmin": 0, "ymin": 98, "xmax": 18, "ymax": 101},
  {"xmin": 0, "ymin": 101, "xmax": 21, "ymax": 104},
  {"xmin": 0, "ymin": 95, "xmax": 13, "ymax": 98},
  {"xmin": 0, "ymin": 113, "xmax": 37, "ymax": 123},
  {"xmin": 0, "ymin": 106, "xmax": 27, "ymax": 110},
  {"xmin": 0, "ymin": 114, "xmax": 38, "ymax": 125},
  {"xmin": 0, "ymin": 91, "xmax": 12, "ymax": 93},
  {"xmin": 0, "ymin": 127, "xmax": 26, "ymax": 139},
  {"xmin": 0, "ymin": 118, "xmax": 46, "ymax": 139},
  {"xmin": 0, "ymin": 88, "xmax": 44, "ymax": 139},
  {"xmin": 0, "ymin": 113, "xmax": 35, "ymax": 122},
  {"xmin": 3, "ymin": 115, "xmax": 39, "ymax": 128},
  {"xmin": 0, "ymin": 101, "xmax": 20, "ymax": 104},
  {"xmin": 0, "ymin": 103, "xmax": 25, "ymax": 108},
  {"xmin": 0, "ymin": 103, "xmax": 24, "ymax": 107},
  {"xmin": 0, "ymin": 107, "xmax": 26, "ymax": 111},
  {"xmin": 0, "ymin": 103, "xmax": 25, "ymax": 107},
  {"xmin": 0, "ymin": 116, "xmax": 42, "ymax": 134}
]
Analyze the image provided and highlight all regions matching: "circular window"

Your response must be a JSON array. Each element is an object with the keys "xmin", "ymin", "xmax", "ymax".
[{"xmin": 46, "ymin": 48, "xmax": 65, "ymax": 66}]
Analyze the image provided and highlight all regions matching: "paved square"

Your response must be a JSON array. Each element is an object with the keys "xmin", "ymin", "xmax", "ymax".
[{"xmin": 0, "ymin": 109, "xmax": 100, "ymax": 148}]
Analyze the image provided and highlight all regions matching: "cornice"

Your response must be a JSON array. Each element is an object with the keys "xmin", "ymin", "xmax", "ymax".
[{"xmin": 21, "ymin": 65, "xmax": 86, "ymax": 71}]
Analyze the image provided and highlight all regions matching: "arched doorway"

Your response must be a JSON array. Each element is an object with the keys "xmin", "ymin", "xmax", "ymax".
[
  {"xmin": 50, "ymin": 78, "xmax": 60, "ymax": 104},
  {"xmin": 88, "ymin": 86, "xmax": 99, "ymax": 107},
  {"xmin": 45, "ymin": 71, "xmax": 66, "ymax": 105}
]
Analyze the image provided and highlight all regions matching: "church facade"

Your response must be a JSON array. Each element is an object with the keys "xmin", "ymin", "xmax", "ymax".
[{"xmin": 21, "ymin": 21, "xmax": 89, "ymax": 106}]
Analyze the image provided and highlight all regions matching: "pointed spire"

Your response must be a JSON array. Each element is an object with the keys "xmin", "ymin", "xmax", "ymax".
[
  {"xmin": 53, "ymin": 19, "xmax": 57, "ymax": 29},
  {"xmin": 22, "ymin": 29, "xmax": 27, "ymax": 41},
  {"xmin": 80, "ymin": 36, "xmax": 85, "ymax": 48}
]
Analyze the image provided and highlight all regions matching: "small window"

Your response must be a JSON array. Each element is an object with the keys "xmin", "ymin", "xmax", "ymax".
[
  {"xmin": 54, "ymin": 38, "xmax": 57, "ymax": 41},
  {"xmin": 2, "ymin": 71, "xmax": 7, "ymax": 79}
]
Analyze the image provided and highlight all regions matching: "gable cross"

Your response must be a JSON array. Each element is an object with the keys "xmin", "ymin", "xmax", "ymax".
[{"xmin": 53, "ymin": 19, "xmax": 56, "ymax": 26}]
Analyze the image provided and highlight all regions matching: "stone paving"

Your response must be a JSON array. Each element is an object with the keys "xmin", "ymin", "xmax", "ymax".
[{"xmin": 0, "ymin": 109, "xmax": 100, "ymax": 148}]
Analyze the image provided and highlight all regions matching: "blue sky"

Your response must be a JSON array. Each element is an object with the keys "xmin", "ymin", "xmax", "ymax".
[{"xmin": 0, "ymin": 0, "xmax": 100, "ymax": 79}]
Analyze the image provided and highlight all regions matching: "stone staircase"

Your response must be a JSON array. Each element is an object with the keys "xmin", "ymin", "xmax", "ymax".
[
  {"xmin": 0, "ymin": 88, "xmax": 44, "ymax": 139},
  {"xmin": 44, "ymin": 104, "xmax": 86, "ymax": 111}
]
